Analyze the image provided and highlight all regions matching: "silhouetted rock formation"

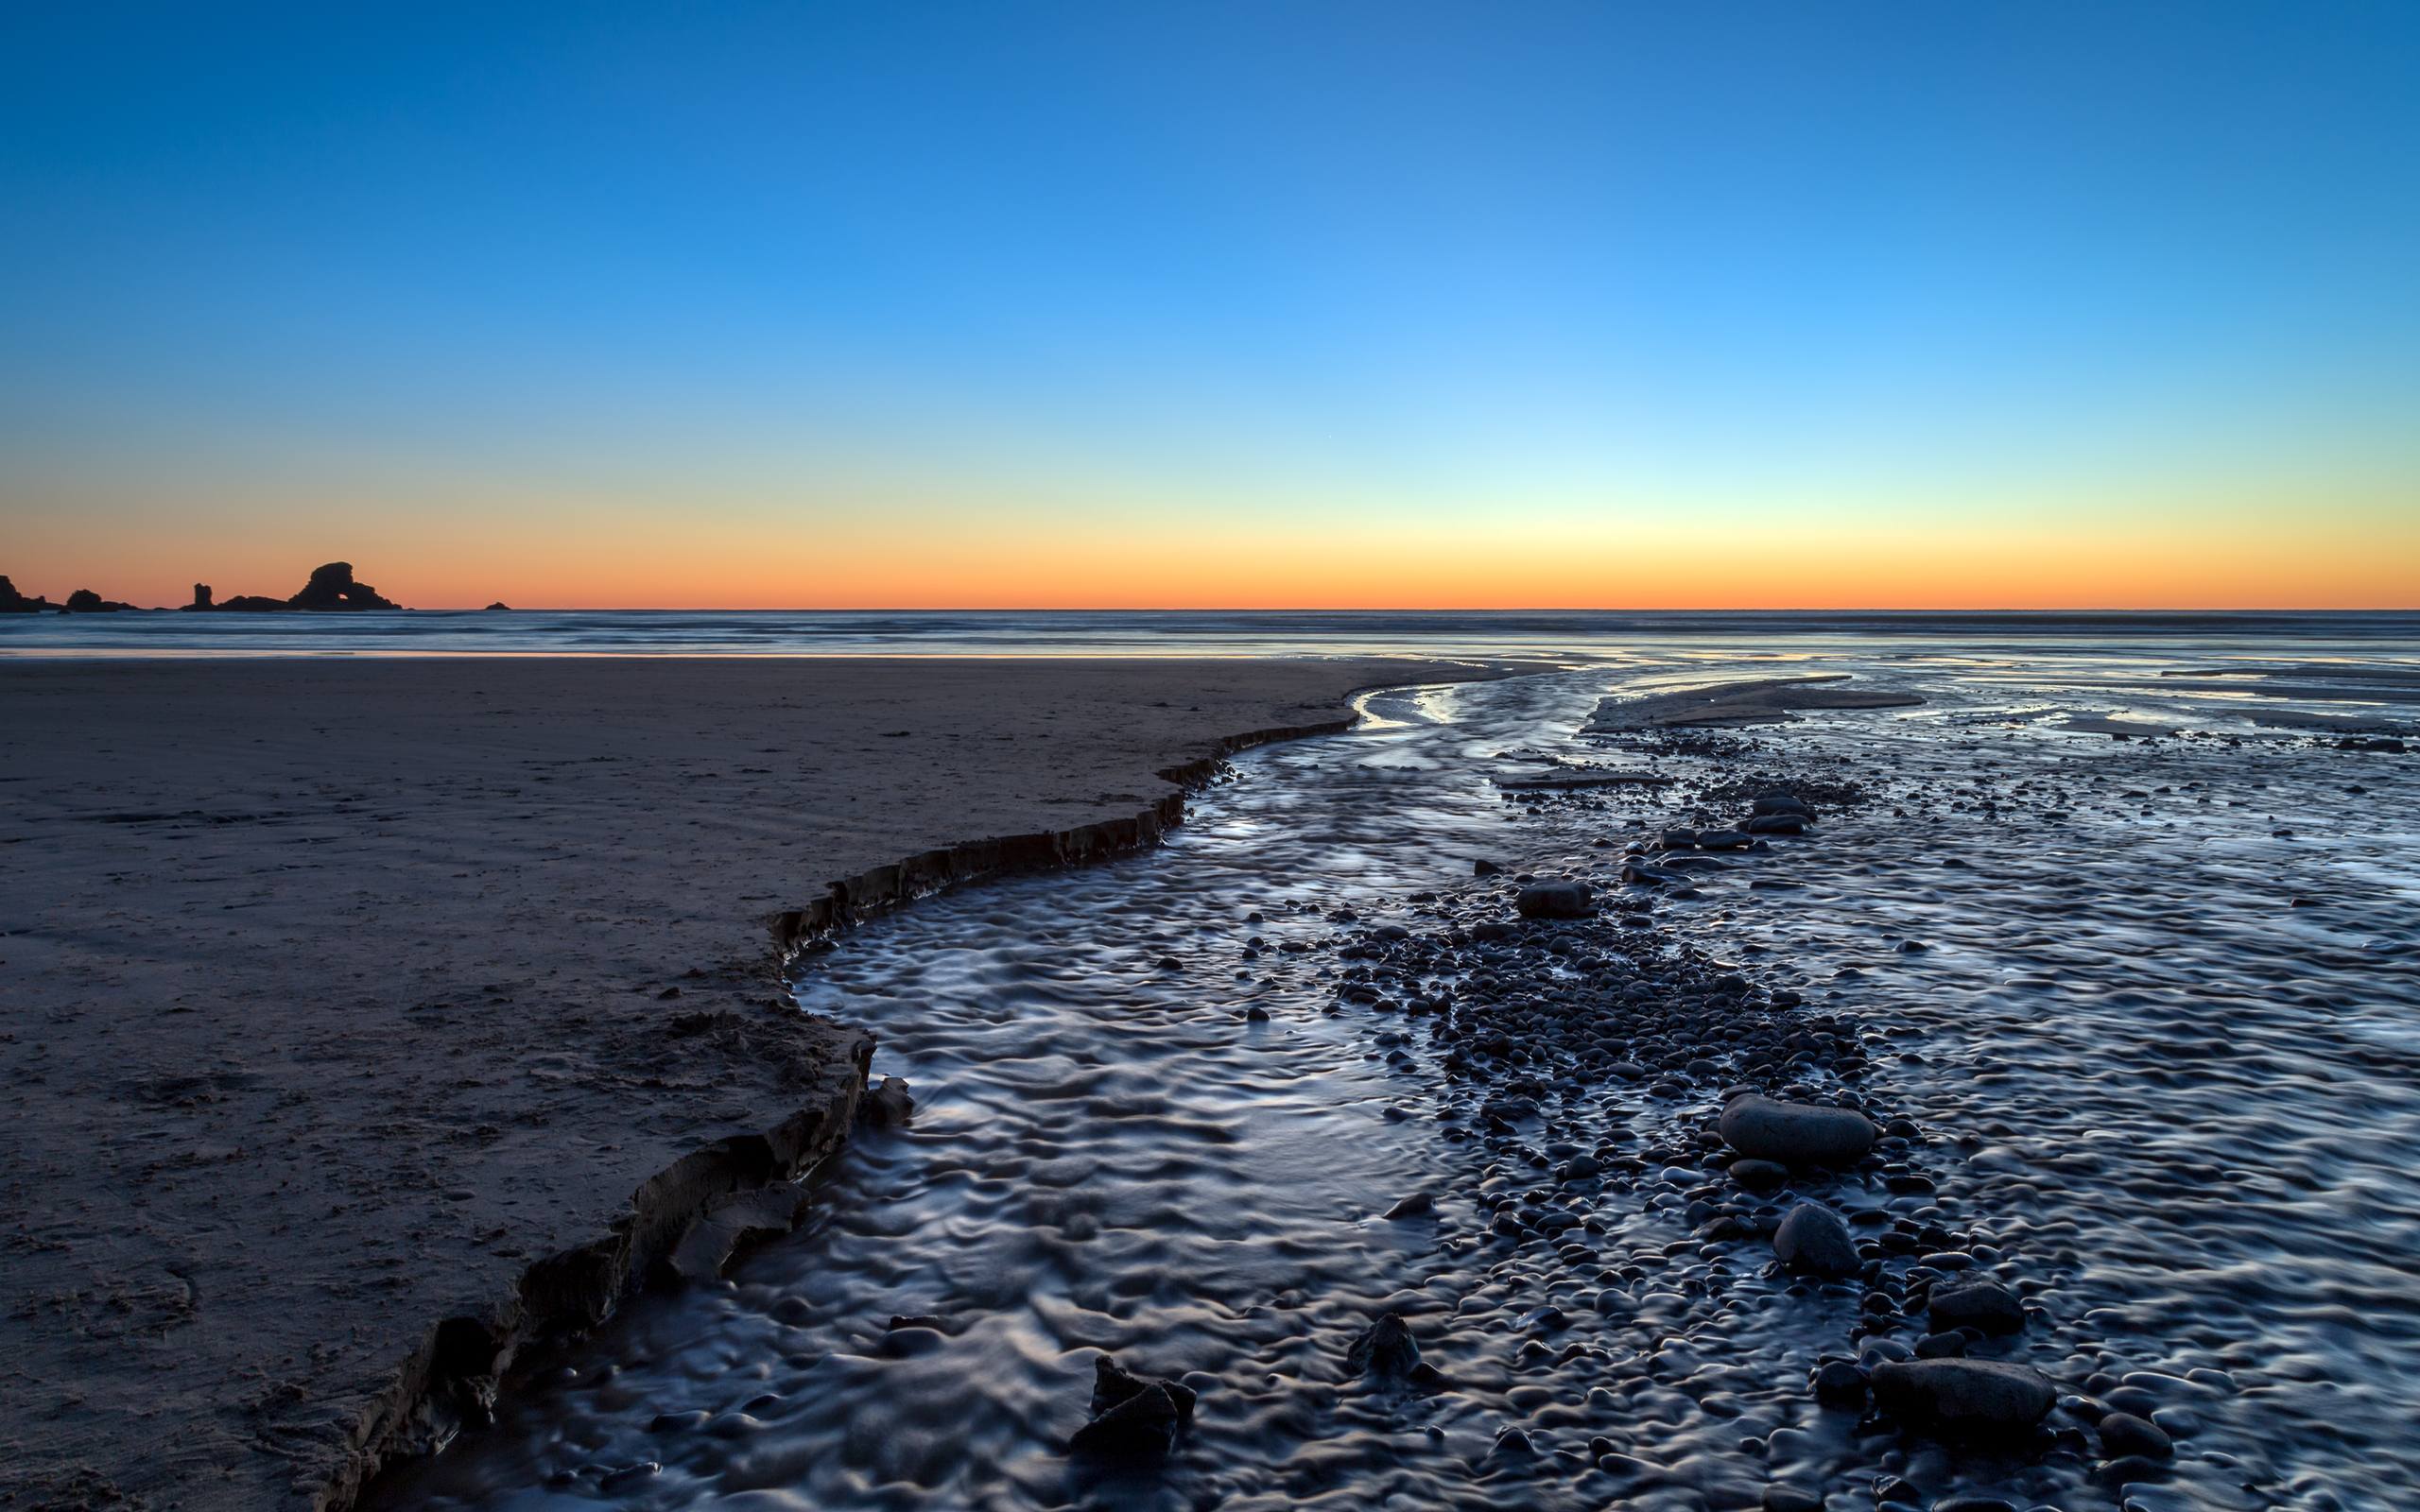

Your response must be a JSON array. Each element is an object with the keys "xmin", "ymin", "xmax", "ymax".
[
  {"xmin": 63, "ymin": 589, "xmax": 137, "ymax": 613},
  {"xmin": 0, "ymin": 576, "xmax": 57, "ymax": 613},
  {"xmin": 197, "ymin": 561, "xmax": 405, "ymax": 611},
  {"xmin": 287, "ymin": 561, "xmax": 398, "ymax": 610},
  {"xmin": 484, "ymin": 601, "xmax": 512, "ymax": 611}
]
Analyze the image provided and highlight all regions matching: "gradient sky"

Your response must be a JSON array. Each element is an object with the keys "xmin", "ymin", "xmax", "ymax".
[{"xmin": 4, "ymin": 1, "xmax": 2416, "ymax": 609}]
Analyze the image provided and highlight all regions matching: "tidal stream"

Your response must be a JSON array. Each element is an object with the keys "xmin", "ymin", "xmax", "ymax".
[{"xmin": 369, "ymin": 643, "xmax": 2420, "ymax": 1512}]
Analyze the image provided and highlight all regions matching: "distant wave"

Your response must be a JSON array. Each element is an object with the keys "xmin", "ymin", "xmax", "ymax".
[{"xmin": 4, "ymin": 608, "xmax": 2416, "ymax": 660}]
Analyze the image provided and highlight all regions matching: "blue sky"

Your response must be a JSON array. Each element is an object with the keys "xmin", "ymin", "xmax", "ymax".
[{"xmin": 3, "ymin": 1, "xmax": 2415, "ymax": 606}]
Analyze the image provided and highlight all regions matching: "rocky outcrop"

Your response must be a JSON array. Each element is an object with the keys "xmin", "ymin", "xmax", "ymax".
[
  {"xmin": 0, "ymin": 575, "xmax": 57, "ymax": 613},
  {"xmin": 288, "ymin": 562, "xmax": 399, "ymax": 610},
  {"xmin": 63, "ymin": 589, "xmax": 137, "ymax": 613},
  {"xmin": 196, "ymin": 562, "xmax": 405, "ymax": 611}
]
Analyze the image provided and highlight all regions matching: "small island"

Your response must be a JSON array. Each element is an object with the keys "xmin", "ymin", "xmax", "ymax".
[{"xmin": 186, "ymin": 561, "xmax": 402, "ymax": 612}]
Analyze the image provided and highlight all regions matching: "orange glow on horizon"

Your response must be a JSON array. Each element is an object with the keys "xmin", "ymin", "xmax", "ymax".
[{"xmin": 14, "ymin": 528, "xmax": 2416, "ymax": 613}]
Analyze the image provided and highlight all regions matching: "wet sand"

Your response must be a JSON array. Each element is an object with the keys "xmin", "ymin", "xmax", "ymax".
[
  {"xmin": 359, "ymin": 657, "xmax": 2420, "ymax": 1512},
  {"xmin": 0, "ymin": 656, "xmax": 1461, "ymax": 1511}
]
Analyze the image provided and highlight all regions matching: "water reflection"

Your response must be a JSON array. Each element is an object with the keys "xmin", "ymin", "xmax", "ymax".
[{"xmin": 367, "ymin": 641, "xmax": 2419, "ymax": 1511}]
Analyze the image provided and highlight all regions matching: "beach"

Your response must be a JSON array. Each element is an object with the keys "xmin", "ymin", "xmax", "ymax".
[
  {"xmin": 340, "ymin": 636, "xmax": 2420, "ymax": 1512},
  {"xmin": 0, "ymin": 655, "xmax": 1450, "ymax": 1510}
]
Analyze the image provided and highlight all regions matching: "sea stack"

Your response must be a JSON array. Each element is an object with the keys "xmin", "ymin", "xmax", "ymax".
[
  {"xmin": 288, "ymin": 561, "xmax": 399, "ymax": 610},
  {"xmin": 1, "ymin": 575, "xmax": 59, "ymax": 613},
  {"xmin": 186, "ymin": 583, "xmax": 214, "ymax": 610}
]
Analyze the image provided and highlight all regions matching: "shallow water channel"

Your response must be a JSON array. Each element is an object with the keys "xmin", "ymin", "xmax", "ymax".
[{"xmin": 369, "ymin": 648, "xmax": 2420, "ymax": 1512}]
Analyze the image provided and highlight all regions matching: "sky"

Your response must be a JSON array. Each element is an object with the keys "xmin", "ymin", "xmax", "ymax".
[{"xmin": 3, "ymin": 1, "xmax": 2416, "ymax": 610}]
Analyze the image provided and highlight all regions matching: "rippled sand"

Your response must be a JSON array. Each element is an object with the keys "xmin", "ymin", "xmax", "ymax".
[{"xmin": 366, "ymin": 644, "xmax": 2420, "ymax": 1512}]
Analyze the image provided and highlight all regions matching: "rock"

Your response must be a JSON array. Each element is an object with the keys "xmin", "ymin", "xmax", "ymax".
[
  {"xmin": 1812, "ymin": 1359, "xmax": 1868, "ymax": 1407},
  {"xmin": 1473, "ymin": 858, "xmax": 1504, "ymax": 876},
  {"xmin": 1744, "ymin": 814, "xmax": 1806, "ymax": 836},
  {"xmin": 1069, "ymin": 1382, "xmax": 1180, "ymax": 1460},
  {"xmin": 1772, "ymin": 1204, "xmax": 1861, "ymax": 1278},
  {"xmin": 858, "ymin": 1076, "xmax": 914, "ymax": 1128},
  {"xmin": 1718, "ymin": 1093, "xmax": 1878, "ymax": 1166},
  {"xmin": 1089, "ymin": 1357, "xmax": 1197, "ymax": 1429},
  {"xmin": 878, "ymin": 1325, "xmax": 944, "ymax": 1357},
  {"xmin": 0, "ymin": 575, "xmax": 57, "ymax": 613},
  {"xmin": 484, "ymin": 601, "xmax": 512, "ymax": 610},
  {"xmin": 287, "ymin": 561, "xmax": 400, "ymax": 610},
  {"xmin": 1762, "ymin": 1488, "xmax": 1824, "ymax": 1512},
  {"xmin": 1620, "ymin": 861, "xmax": 1687, "ymax": 886},
  {"xmin": 186, "ymin": 583, "xmax": 214, "ymax": 610},
  {"xmin": 2099, "ymin": 1410, "xmax": 2173, "ymax": 1458},
  {"xmin": 1696, "ymin": 828, "xmax": 1751, "ymax": 850},
  {"xmin": 1382, "ymin": 1192, "xmax": 1434, "ymax": 1219},
  {"xmin": 887, "ymin": 1314, "xmax": 948, "ymax": 1332},
  {"xmin": 1729, "ymin": 1158, "xmax": 1789, "ymax": 1194},
  {"xmin": 1754, "ymin": 791, "xmax": 1816, "ymax": 818},
  {"xmin": 1870, "ymin": 1358, "xmax": 2056, "ymax": 1432},
  {"xmin": 1928, "ymin": 1280, "xmax": 2025, "ymax": 1335},
  {"xmin": 1514, "ymin": 881, "xmax": 1593, "ymax": 919},
  {"xmin": 63, "ymin": 589, "xmax": 133, "ymax": 612},
  {"xmin": 1344, "ymin": 1313, "xmax": 1423, "ymax": 1380}
]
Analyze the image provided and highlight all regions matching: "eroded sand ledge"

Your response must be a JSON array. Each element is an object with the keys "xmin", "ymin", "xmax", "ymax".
[{"xmin": 0, "ymin": 656, "xmax": 1471, "ymax": 1510}]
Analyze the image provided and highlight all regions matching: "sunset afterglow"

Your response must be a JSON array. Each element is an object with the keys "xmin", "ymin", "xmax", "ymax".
[{"xmin": 5, "ymin": 2, "xmax": 2415, "ymax": 609}]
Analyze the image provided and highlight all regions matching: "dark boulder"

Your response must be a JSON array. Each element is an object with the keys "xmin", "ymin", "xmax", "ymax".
[
  {"xmin": 1772, "ymin": 1204, "xmax": 1861, "ymax": 1278},
  {"xmin": 484, "ymin": 601, "xmax": 513, "ymax": 611},
  {"xmin": 858, "ymin": 1076, "xmax": 914, "ymax": 1128},
  {"xmin": 1928, "ymin": 1280, "xmax": 2025, "ymax": 1335},
  {"xmin": 63, "ymin": 589, "xmax": 135, "ymax": 612},
  {"xmin": 1071, "ymin": 1357, "xmax": 1196, "ymax": 1461},
  {"xmin": 1346, "ymin": 1315, "xmax": 1417, "ymax": 1375},
  {"xmin": 1871, "ymin": 1358, "xmax": 2056, "ymax": 1433},
  {"xmin": 1069, "ymin": 1382, "xmax": 1181, "ymax": 1460},
  {"xmin": 1719, "ymin": 1093, "xmax": 1878, "ymax": 1166},
  {"xmin": 1812, "ymin": 1359, "xmax": 1869, "ymax": 1407},
  {"xmin": 1515, "ymin": 880, "xmax": 1593, "ymax": 919},
  {"xmin": 1344, "ymin": 1313, "xmax": 1426, "ymax": 1381},
  {"xmin": 1089, "ymin": 1357, "xmax": 1197, "ymax": 1428},
  {"xmin": 1729, "ymin": 1158, "xmax": 1789, "ymax": 1194},
  {"xmin": 2098, "ymin": 1410, "xmax": 2173, "ymax": 1458}
]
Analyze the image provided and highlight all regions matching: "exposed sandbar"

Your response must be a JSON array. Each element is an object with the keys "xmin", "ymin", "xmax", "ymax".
[{"xmin": 1587, "ymin": 674, "xmax": 1924, "ymax": 731}]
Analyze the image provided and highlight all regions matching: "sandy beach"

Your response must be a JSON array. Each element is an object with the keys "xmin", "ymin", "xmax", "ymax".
[{"xmin": 0, "ymin": 656, "xmax": 1448, "ymax": 1510}]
